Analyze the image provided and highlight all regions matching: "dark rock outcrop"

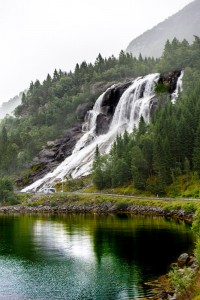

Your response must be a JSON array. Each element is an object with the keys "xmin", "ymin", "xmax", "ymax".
[
  {"xmin": 17, "ymin": 125, "xmax": 82, "ymax": 187},
  {"xmin": 177, "ymin": 253, "xmax": 190, "ymax": 267},
  {"xmin": 157, "ymin": 70, "xmax": 181, "ymax": 94},
  {"xmin": 149, "ymin": 70, "xmax": 181, "ymax": 118},
  {"xmin": 101, "ymin": 81, "xmax": 132, "ymax": 115},
  {"xmin": 96, "ymin": 113, "xmax": 111, "ymax": 135},
  {"xmin": 95, "ymin": 81, "xmax": 132, "ymax": 135}
]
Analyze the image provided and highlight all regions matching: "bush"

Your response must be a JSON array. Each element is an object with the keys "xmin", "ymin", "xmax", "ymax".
[
  {"xmin": 183, "ymin": 202, "xmax": 197, "ymax": 214},
  {"xmin": 116, "ymin": 201, "xmax": 129, "ymax": 210},
  {"xmin": 194, "ymin": 238, "xmax": 200, "ymax": 264},
  {"xmin": 168, "ymin": 266, "xmax": 195, "ymax": 298},
  {"xmin": 0, "ymin": 177, "xmax": 18, "ymax": 205},
  {"xmin": 192, "ymin": 208, "xmax": 200, "ymax": 237},
  {"xmin": 155, "ymin": 82, "xmax": 170, "ymax": 94}
]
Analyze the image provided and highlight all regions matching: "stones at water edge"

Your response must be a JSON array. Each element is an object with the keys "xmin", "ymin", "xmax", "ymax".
[
  {"xmin": 146, "ymin": 253, "xmax": 199, "ymax": 300},
  {"xmin": 177, "ymin": 253, "xmax": 199, "ymax": 271},
  {"xmin": 177, "ymin": 253, "xmax": 189, "ymax": 268}
]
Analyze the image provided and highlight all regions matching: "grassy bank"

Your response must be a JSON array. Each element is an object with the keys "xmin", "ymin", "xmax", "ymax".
[{"xmin": 15, "ymin": 191, "xmax": 200, "ymax": 216}]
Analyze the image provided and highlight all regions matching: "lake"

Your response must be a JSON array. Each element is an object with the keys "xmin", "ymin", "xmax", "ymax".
[{"xmin": 0, "ymin": 214, "xmax": 194, "ymax": 299}]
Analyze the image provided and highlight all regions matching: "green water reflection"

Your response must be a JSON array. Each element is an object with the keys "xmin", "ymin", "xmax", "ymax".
[{"xmin": 0, "ymin": 214, "xmax": 194, "ymax": 299}]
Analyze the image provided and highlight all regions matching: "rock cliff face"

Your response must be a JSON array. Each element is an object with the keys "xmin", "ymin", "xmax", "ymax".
[
  {"xmin": 96, "ymin": 81, "xmax": 132, "ymax": 135},
  {"xmin": 17, "ymin": 125, "xmax": 82, "ymax": 187},
  {"xmin": 18, "ymin": 72, "xmax": 180, "ymax": 187},
  {"xmin": 149, "ymin": 70, "xmax": 181, "ymax": 117},
  {"xmin": 126, "ymin": 0, "xmax": 200, "ymax": 58}
]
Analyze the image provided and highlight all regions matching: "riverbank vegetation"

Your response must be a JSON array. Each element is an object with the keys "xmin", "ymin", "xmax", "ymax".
[{"xmin": 161, "ymin": 208, "xmax": 200, "ymax": 300}]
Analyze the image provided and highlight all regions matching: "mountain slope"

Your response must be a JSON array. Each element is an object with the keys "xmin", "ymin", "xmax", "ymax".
[
  {"xmin": 126, "ymin": 0, "xmax": 200, "ymax": 58},
  {"xmin": 0, "ymin": 92, "xmax": 23, "ymax": 119}
]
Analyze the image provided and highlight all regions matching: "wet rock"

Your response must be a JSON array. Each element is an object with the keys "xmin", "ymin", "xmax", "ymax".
[
  {"xmin": 96, "ymin": 113, "xmax": 111, "ymax": 135},
  {"xmin": 95, "ymin": 81, "xmax": 132, "ymax": 134},
  {"xmin": 157, "ymin": 71, "xmax": 181, "ymax": 94},
  {"xmin": 177, "ymin": 253, "xmax": 189, "ymax": 267},
  {"xmin": 187, "ymin": 255, "xmax": 199, "ymax": 270},
  {"xmin": 17, "ymin": 124, "xmax": 83, "ymax": 188},
  {"xmin": 101, "ymin": 81, "xmax": 132, "ymax": 116}
]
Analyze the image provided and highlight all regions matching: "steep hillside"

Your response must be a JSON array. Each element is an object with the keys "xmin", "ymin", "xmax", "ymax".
[
  {"xmin": 0, "ymin": 53, "xmax": 157, "ymax": 177},
  {"xmin": 0, "ymin": 92, "xmax": 23, "ymax": 119},
  {"xmin": 126, "ymin": 0, "xmax": 200, "ymax": 58}
]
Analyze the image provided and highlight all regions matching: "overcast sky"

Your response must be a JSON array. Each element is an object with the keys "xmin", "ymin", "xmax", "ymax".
[{"xmin": 0, "ymin": 0, "xmax": 193, "ymax": 104}]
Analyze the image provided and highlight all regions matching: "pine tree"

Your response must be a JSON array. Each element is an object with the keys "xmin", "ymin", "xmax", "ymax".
[{"xmin": 131, "ymin": 146, "xmax": 148, "ymax": 190}]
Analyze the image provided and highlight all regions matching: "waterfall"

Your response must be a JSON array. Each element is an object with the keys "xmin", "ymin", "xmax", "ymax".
[
  {"xmin": 110, "ymin": 74, "xmax": 159, "ymax": 132},
  {"xmin": 72, "ymin": 91, "xmax": 106, "ymax": 154},
  {"xmin": 171, "ymin": 70, "xmax": 184, "ymax": 104},
  {"xmin": 21, "ymin": 73, "xmax": 178, "ymax": 192}
]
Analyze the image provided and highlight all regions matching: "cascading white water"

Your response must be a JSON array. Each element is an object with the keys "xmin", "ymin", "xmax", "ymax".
[
  {"xmin": 21, "ymin": 73, "xmax": 172, "ymax": 192},
  {"xmin": 72, "ymin": 91, "xmax": 106, "ymax": 154},
  {"xmin": 110, "ymin": 74, "xmax": 160, "ymax": 132},
  {"xmin": 171, "ymin": 70, "xmax": 184, "ymax": 104}
]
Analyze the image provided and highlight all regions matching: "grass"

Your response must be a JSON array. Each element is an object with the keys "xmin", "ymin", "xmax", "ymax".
[
  {"xmin": 83, "ymin": 182, "xmax": 154, "ymax": 196},
  {"xmin": 166, "ymin": 173, "xmax": 200, "ymax": 198}
]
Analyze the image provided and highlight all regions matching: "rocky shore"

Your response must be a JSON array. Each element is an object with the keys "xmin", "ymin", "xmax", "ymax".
[
  {"xmin": 0, "ymin": 202, "xmax": 194, "ymax": 222},
  {"xmin": 145, "ymin": 252, "xmax": 199, "ymax": 300}
]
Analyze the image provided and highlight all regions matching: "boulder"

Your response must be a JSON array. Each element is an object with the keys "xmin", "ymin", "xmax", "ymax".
[
  {"xmin": 37, "ymin": 149, "xmax": 55, "ymax": 163},
  {"xmin": 187, "ymin": 255, "xmax": 199, "ymax": 269},
  {"xmin": 177, "ymin": 253, "xmax": 189, "ymax": 267},
  {"xmin": 96, "ymin": 113, "xmax": 111, "ymax": 135}
]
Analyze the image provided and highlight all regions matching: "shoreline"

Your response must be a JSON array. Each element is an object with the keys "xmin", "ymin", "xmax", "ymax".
[{"xmin": 0, "ymin": 202, "xmax": 194, "ymax": 222}]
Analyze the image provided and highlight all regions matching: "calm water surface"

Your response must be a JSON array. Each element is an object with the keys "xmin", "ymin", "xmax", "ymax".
[{"xmin": 0, "ymin": 214, "xmax": 194, "ymax": 299}]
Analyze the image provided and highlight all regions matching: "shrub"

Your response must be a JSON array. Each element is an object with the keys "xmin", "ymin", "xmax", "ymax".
[
  {"xmin": 183, "ymin": 202, "xmax": 197, "ymax": 214},
  {"xmin": 192, "ymin": 208, "xmax": 200, "ymax": 237},
  {"xmin": 116, "ymin": 201, "xmax": 129, "ymax": 210},
  {"xmin": 155, "ymin": 82, "xmax": 170, "ymax": 94},
  {"xmin": 0, "ymin": 177, "xmax": 18, "ymax": 205},
  {"xmin": 194, "ymin": 238, "xmax": 200, "ymax": 264},
  {"xmin": 168, "ymin": 266, "xmax": 195, "ymax": 298}
]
